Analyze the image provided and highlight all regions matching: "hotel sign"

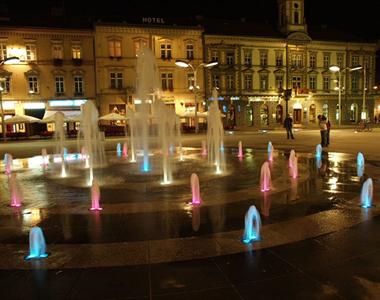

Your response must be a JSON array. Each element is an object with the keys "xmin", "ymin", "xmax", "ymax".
[{"xmin": 142, "ymin": 17, "xmax": 165, "ymax": 24}]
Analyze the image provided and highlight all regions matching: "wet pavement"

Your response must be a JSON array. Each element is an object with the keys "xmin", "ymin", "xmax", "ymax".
[{"xmin": 0, "ymin": 138, "xmax": 379, "ymax": 299}]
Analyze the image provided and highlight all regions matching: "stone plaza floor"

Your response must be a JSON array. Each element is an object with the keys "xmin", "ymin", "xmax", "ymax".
[{"xmin": 0, "ymin": 127, "xmax": 379, "ymax": 300}]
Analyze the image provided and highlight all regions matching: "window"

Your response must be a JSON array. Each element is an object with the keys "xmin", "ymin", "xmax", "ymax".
[
  {"xmin": 291, "ymin": 53, "xmax": 303, "ymax": 68},
  {"xmin": 186, "ymin": 44, "xmax": 194, "ymax": 60},
  {"xmin": 244, "ymin": 50, "xmax": 252, "ymax": 65},
  {"xmin": 293, "ymin": 2, "xmax": 301, "ymax": 24},
  {"xmin": 74, "ymin": 75, "xmax": 84, "ymax": 95},
  {"xmin": 275, "ymin": 75, "xmax": 283, "ymax": 89},
  {"xmin": 292, "ymin": 76, "xmax": 302, "ymax": 89},
  {"xmin": 187, "ymin": 73, "xmax": 195, "ymax": 89},
  {"xmin": 211, "ymin": 51, "xmax": 219, "ymax": 62},
  {"xmin": 134, "ymin": 39, "xmax": 148, "ymax": 56},
  {"xmin": 309, "ymin": 75, "xmax": 317, "ymax": 90},
  {"xmin": 226, "ymin": 52, "xmax": 234, "ymax": 65},
  {"xmin": 0, "ymin": 43, "xmax": 7, "ymax": 60},
  {"xmin": 226, "ymin": 74, "xmax": 234, "ymax": 90},
  {"xmin": 351, "ymin": 55, "xmax": 359, "ymax": 67},
  {"xmin": 323, "ymin": 76, "xmax": 330, "ymax": 91},
  {"xmin": 52, "ymin": 44, "xmax": 63, "ymax": 59},
  {"xmin": 260, "ymin": 51, "xmax": 267, "ymax": 67},
  {"xmin": 337, "ymin": 53, "xmax": 344, "ymax": 68},
  {"xmin": 72, "ymin": 45, "xmax": 81, "ymax": 59},
  {"xmin": 160, "ymin": 43, "xmax": 172, "ymax": 59},
  {"xmin": 323, "ymin": 54, "xmax": 330, "ymax": 69},
  {"xmin": 244, "ymin": 74, "xmax": 252, "ymax": 90},
  {"xmin": 259, "ymin": 74, "xmax": 268, "ymax": 90},
  {"xmin": 212, "ymin": 74, "xmax": 220, "ymax": 88},
  {"xmin": 322, "ymin": 104, "xmax": 329, "ymax": 118},
  {"xmin": 28, "ymin": 76, "xmax": 39, "ymax": 93},
  {"xmin": 55, "ymin": 75, "xmax": 65, "ymax": 94},
  {"xmin": 0, "ymin": 77, "xmax": 10, "ymax": 93},
  {"xmin": 161, "ymin": 73, "xmax": 173, "ymax": 91},
  {"xmin": 275, "ymin": 52, "xmax": 283, "ymax": 67},
  {"xmin": 108, "ymin": 40, "xmax": 122, "ymax": 58},
  {"xmin": 110, "ymin": 72, "xmax": 123, "ymax": 89},
  {"xmin": 26, "ymin": 44, "xmax": 37, "ymax": 61},
  {"xmin": 309, "ymin": 53, "xmax": 316, "ymax": 68},
  {"xmin": 351, "ymin": 73, "xmax": 359, "ymax": 91}
]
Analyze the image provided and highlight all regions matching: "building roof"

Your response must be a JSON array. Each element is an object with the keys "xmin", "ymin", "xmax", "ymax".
[{"xmin": 308, "ymin": 25, "xmax": 377, "ymax": 43}]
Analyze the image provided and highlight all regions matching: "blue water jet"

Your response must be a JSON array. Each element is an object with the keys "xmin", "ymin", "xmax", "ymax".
[
  {"xmin": 25, "ymin": 227, "xmax": 49, "ymax": 260},
  {"xmin": 360, "ymin": 178, "xmax": 373, "ymax": 208},
  {"xmin": 242, "ymin": 205, "xmax": 262, "ymax": 244}
]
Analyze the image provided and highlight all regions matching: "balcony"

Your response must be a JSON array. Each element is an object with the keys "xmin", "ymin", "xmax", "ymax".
[
  {"xmin": 53, "ymin": 58, "xmax": 63, "ymax": 66},
  {"xmin": 74, "ymin": 92, "xmax": 84, "ymax": 97},
  {"xmin": 72, "ymin": 58, "xmax": 82, "ymax": 66},
  {"xmin": 55, "ymin": 92, "xmax": 65, "ymax": 97}
]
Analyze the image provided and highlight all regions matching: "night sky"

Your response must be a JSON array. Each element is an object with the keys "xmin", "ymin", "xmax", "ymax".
[{"xmin": 1, "ymin": 0, "xmax": 380, "ymax": 39}]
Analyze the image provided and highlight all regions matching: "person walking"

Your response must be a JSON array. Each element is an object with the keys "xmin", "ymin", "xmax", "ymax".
[
  {"xmin": 283, "ymin": 114, "xmax": 294, "ymax": 139},
  {"xmin": 318, "ymin": 115, "xmax": 327, "ymax": 147}
]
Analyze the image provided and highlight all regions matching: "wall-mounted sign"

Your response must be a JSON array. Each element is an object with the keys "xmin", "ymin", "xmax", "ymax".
[{"xmin": 142, "ymin": 17, "xmax": 165, "ymax": 24}]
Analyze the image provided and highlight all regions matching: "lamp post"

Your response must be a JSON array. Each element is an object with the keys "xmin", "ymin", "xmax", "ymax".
[
  {"xmin": 329, "ymin": 65, "xmax": 362, "ymax": 126},
  {"xmin": 0, "ymin": 56, "xmax": 20, "ymax": 142},
  {"xmin": 175, "ymin": 59, "xmax": 218, "ymax": 133},
  {"xmin": 361, "ymin": 65, "xmax": 367, "ymax": 120}
]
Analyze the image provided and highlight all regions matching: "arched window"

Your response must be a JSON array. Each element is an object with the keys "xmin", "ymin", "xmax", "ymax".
[
  {"xmin": 260, "ymin": 104, "xmax": 269, "ymax": 126},
  {"xmin": 276, "ymin": 104, "xmax": 283, "ymax": 124}
]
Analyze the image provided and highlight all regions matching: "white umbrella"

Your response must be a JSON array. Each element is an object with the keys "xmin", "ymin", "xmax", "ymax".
[
  {"xmin": 5, "ymin": 114, "xmax": 41, "ymax": 124},
  {"xmin": 99, "ymin": 112, "xmax": 127, "ymax": 121}
]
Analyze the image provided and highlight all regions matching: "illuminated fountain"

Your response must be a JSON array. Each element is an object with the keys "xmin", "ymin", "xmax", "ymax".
[
  {"xmin": 238, "ymin": 141, "xmax": 243, "ymax": 158},
  {"xmin": 357, "ymin": 152, "xmax": 365, "ymax": 177},
  {"xmin": 53, "ymin": 111, "xmax": 65, "ymax": 155},
  {"xmin": 260, "ymin": 161, "xmax": 271, "ymax": 192},
  {"xmin": 191, "ymin": 173, "xmax": 202, "ymax": 205},
  {"xmin": 9, "ymin": 173, "xmax": 22, "ymax": 207},
  {"xmin": 78, "ymin": 101, "xmax": 106, "ymax": 185},
  {"xmin": 126, "ymin": 107, "xmax": 136, "ymax": 163},
  {"xmin": 242, "ymin": 205, "xmax": 262, "ymax": 243},
  {"xmin": 25, "ymin": 227, "xmax": 48, "ymax": 260},
  {"xmin": 116, "ymin": 143, "xmax": 122, "ymax": 157},
  {"xmin": 315, "ymin": 144, "xmax": 322, "ymax": 158},
  {"xmin": 360, "ymin": 178, "xmax": 373, "ymax": 208},
  {"xmin": 41, "ymin": 148, "xmax": 48, "ymax": 166},
  {"xmin": 288, "ymin": 149, "xmax": 298, "ymax": 179},
  {"xmin": 268, "ymin": 142, "xmax": 274, "ymax": 161},
  {"xmin": 60, "ymin": 148, "xmax": 67, "ymax": 177},
  {"xmin": 90, "ymin": 178, "xmax": 102, "ymax": 211},
  {"xmin": 207, "ymin": 88, "xmax": 225, "ymax": 174},
  {"xmin": 135, "ymin": 46, "xmax": 160, "ymax": 172},
  {"xmin": 4, "ymin": 153, "xmax": 12, "ymax": 176},
  {"xmin": 122, "ymin": 142, "xmax": 128, "ymax": 158}
]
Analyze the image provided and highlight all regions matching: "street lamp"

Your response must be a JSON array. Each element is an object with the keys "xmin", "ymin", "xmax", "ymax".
[
  {"xmin": 329, "ymin": 65, "xmax": 362, "ymax": 126},
  {"xmin": 175, "ymin": 59, "xmax": 218, "ymax": 133},
  {"xmin": 0, "ymin": 56, "xmax": 20, "ymax": 142}
]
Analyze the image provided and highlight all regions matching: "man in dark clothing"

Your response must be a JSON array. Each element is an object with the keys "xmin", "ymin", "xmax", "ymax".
[{"xmin": 283, "ymin": 114, "xmax": 294, "ymax": 139}]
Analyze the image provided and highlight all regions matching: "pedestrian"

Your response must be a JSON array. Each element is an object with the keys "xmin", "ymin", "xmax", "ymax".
[
  {"xmin": 374, "ymin": 115, "xmax": 378, "ymax": 124},
  {"xmin": 318, "ymin": 115, "xmax": 327, "ymax": 147},
  {"xmin": 283, "ymin": 113, "xmax": 294, "ymax": 139},
  {"xmin": 326, "ymin": 119, "xmax": 331, "ymax": 146}
]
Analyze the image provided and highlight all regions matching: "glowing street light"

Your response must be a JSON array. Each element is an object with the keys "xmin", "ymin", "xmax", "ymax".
[
  {"xmin": 175, "ymin": 59, "xmax": 218, "ymax": 133},
  {"xmin": 329, "ymin": 65, "xmax": 363, "ymax": 126}
]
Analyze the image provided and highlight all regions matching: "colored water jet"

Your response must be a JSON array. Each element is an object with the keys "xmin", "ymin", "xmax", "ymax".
[
  {"xmin": 288, "ymin": 149, "xmax": 298, "ymax": 178},
  {"xmin": 4, "ymin": 153, "xmax": 12, "ymax": 175},
  {"xmin": 9, "ymin": 173, "xmax": 22, "ymax": 207},
  {"xmin": 360, "ymin": 178, "xmax": 373, "ymax": 208},
  {"xmin": 315, "ymin": 144, "xmax": 322, "ymax": 158},
  {"xmin": 122, "ymin": 142, "xmax": 128, "ymax": 158},
  {"xmin": 90, "ymin": 178, "xmax": 103, "ymax": 211},
  {"xmin": 238, "ymin": 141, "xmax": 243, "ymax": 158},
  {"xmin": 268, "ymin": 142, "xmax": 274, "ymax": 161},
  {"xmin": 25, "ymin": 227, "xmax": 48, "ymax": 260},
  {"xmin": 242, "ymin": 205, "xmax": 262, "ymax": 243},
  {"xmin": 191, "ymin": 173, "xmax": 202, "ymax": 205},
  {"xmin": 260, "ymin": 161, "xmax": 271, "ymax": 192}
]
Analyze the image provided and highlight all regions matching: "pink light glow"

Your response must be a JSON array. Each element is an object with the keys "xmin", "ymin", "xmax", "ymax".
[
  {"xmin": 260, "ymin": 161, "xmax": 271, "ymax": 192},
  {"xmin": 122, "ymin": 143, "xmax": 128, "ymax": 158},
  {"xmin": 191, "ymin": 173, "xmax": 202, "ymax": 205},
  {"xmin": 238, "ymin": 141, "xmax": 243, "ymax": 158},
  {"xmin": 90, "ymin": 179, "xmax": 103, "ymax": 211},
  {"xmin": 201, "ymin": 140, "xmax": 207, "ymax": 156}
]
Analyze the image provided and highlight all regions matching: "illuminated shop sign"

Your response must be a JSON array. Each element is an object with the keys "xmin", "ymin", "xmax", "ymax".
[{"xmin": 49, "ymin": 100, "xmax": 86, "ymax": 107}]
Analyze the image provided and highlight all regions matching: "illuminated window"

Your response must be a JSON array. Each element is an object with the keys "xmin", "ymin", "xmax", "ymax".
[
  {"xmin": 260, "ymin": 74, "xmax": 268, "ymax": 90},
  {"xmin": 226, "ymin": 52, "xmax": 234, "ymax": 65},
  {"xmin": 134, "ymin": 39, "xmax": 148, "ymax": 56},
  {"xmin": 72, "ymin": 45, "xmax": 81, "ymax": 59},
  {"xmin": 0, "ymin": 43, "xmax": 7, "ymax": 60},
  {"xmin": 323, "ymin": 54, "xmax": 330, "ymax": 69},
  {"xmin": 309, "ymin": 53, "xmax": 316, "ymax": 68},
  {"xmin": 275, "ymin": 75, "xmax": 283, "ymax": 89},
  {"xmin": 26, "ymin": 44, "xmax": 37, "ymax": 61},
  {"xmin": 309, "ymin": 76, "xmax": 316, "ymax": 90},
  {"xmin": 108, "ymin": 40, "xmax": 122, "ymax": 58},
  {"xmin": 323, "ymin": 76, "xmax": 330, "ymax": 91},
  {"xmin": 0, "ymin": 77, "xmax": 10, "ymax": 93},
  {"xmin": 211, "ymin": 51, "xmax": 219, "ymax": 62},
  {"xmin": 260, "ymin": 51, "xmax": 267, "ymax": 67},
  {"xmin": 292, "ymin": 76, "xmax": 302, "ymax": 89},
  {"xmin": 291, "ymin": 53, "xmax": 303, "ymax": 67},
  {"xmin": 275, "ymin": 52, "xmax": 283, "ymax": 67}
]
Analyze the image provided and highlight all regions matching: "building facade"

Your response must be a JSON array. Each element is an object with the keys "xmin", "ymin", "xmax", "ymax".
[
  {"xmin": 94, "ymin": 20, "xmax": 204, "ymax": 127},
  {"xmin": 204, "ymin": 0, "xmax": 377, "ymax": 128}
]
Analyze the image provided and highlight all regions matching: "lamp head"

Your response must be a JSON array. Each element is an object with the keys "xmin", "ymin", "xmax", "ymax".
[
  {"xmin": 349, "ymin": 66, "xmax": 363, "ymax": 72},
  {"xmin": 204, "ymin": 61, "xmax": 218, "ymax": 68},
  {"xmin": 175, "ymin": 60, "xmax": 190, "ymax": 68},
  {"xmin": 329, "ymin": 65, "xmax": 340, "ymax": 72},
  {"xmin": 1, "ymin": 56, "xmax": 20, "ymax": 65}
]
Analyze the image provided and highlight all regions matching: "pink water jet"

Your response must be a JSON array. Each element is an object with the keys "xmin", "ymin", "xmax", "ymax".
[
  {"xmin": 191, "ymin": 173, "xmax": 202, "ymax": 205},
  {"xmin": 122, "ymin": 142, "xmax": 128, "ymax": 158},
  {"xmin": 260, "ymin": 161, "xmax": 271, "ymax": 192},
  {"xmin": 90, "ymin": 179, "xmax": 103, "ymax": 211},
  {"xmin": 201, "ymin": 140, "xmax": 207, "ymax": 156},
  {"xmin": 238, "ymin": 141, "xmax": 243, "ymax": 158},
  {"xmin": 9, "ymin": 173, "xmax": 22, "ymax": 207}
]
